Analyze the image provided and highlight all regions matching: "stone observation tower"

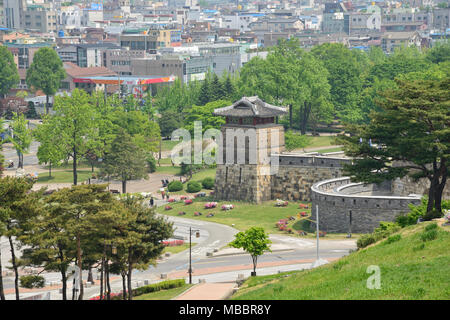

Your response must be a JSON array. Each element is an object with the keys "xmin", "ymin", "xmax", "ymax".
[
  {"xmin": 213, "ymin": 96, "xmax": 287, "ymax": 203},
  {"xmin": 212, "ymin": 96, "xmax": 430, "ymax": 233}
]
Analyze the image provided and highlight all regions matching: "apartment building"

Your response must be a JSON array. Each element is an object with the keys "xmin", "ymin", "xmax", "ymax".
[{"xmin": 23, "ymin": 4, "xmax": 57, "ymax": 33}]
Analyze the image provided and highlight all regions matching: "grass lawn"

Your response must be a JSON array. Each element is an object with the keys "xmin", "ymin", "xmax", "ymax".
[
  {"xmin": 161, "ymin": 140, "xmax": 180, "ymax": 152},
  {"xmin": 158, "ymin": 199, "xmax": 312, "ymax": 235},
  {"xmin": 157, "ymin": 157, "xmax": 176, "ymax": 165},
  {"xmin": 232, "ymin": 222, "xmax": 450, "ymax": 300},
  {"xmin": 158, "ymin": 168, "xmax": 217, "ymax": 196},
  {"xmin": 306, "ymin": 136, "xmax": 337, "ymax": 149},
  {"xmin": 163, "ymin": 244, "xmax": 192, "ymax": 255},
  {"xmin": 191, "ymin": 168, "xmax": 216, "ymax": 181},
  {"xmin": 36, "ymin": 170, "xmax": 96, "ymax": 184},
  {"xmin": 155, "ymin": 166, "xmax": 182, "ymax": 175},
  {"xmin": 133, "ymin": 284, "xmax": 194, "ymax": 300}
]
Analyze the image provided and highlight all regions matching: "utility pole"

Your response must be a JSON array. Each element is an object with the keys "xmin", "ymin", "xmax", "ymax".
[
  {"xmin": 188, "ymin": 227, "xmax": 200, "ymax": 284},
  {"xmin": 311, "ymin": 204, "xmax": 328, "ymax": 268}
]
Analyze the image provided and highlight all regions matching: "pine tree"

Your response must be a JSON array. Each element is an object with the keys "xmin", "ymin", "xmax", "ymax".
[
  {"xmin": 210, "ymin": 74, "xmax": 226, "ymax": 101},
  {"xmin": 197, "ymin": 78, "xmax": 210, "ymax": 106},
  {"xmin": 338, "ymin": 78, "xmax": 450, "ymax": 219},
  {"xmin": 223, "ymin": 75, "xmax": 235, "ymax": 100},
  {"xmin": 100, "ymin": 130, "xmax": 148, "ymax": 194}
]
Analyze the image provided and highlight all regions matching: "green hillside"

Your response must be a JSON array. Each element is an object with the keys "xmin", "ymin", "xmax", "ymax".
[{"xmin": 232, "ymin": 222, "xmax": 450, "ymax": 300}]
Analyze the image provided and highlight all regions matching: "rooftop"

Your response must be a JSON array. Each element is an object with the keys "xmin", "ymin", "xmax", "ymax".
[{"xmin": 213, "ymin": 96, "xmax": 287, "ymax": 118}]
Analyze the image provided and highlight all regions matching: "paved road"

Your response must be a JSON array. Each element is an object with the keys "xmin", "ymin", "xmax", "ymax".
[
  {"xmin": 2, "ymin": 213, "xmax": 356, "ymax": 299},
  {"xmin": 1, "ymin": 214, "xmax": 239, "ymax": 299}
]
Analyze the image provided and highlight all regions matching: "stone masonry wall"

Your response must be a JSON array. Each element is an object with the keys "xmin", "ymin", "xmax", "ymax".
[
  {"xmin": 271, "ymin": 165, "xmax": 343, "ymax": 201},
  {"xmin": 392, "ymin": 176, "xmax": 450, "ymax": 199},
  {"xmin": 311, "ymin": 177, "xmax": 422, "ymax": 233}
]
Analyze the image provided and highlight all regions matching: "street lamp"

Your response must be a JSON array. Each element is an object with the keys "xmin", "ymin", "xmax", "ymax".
[{"xmin": 188, "ymin": 227, "xmax": 200, "ymax": 284}]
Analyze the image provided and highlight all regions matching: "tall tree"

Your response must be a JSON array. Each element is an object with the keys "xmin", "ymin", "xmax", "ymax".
[
  {"xmin": 338, "ymin": 78, "xmax": 449, "ymax": 220},
  {"xmin": 119, "ymin": 196, "xmax": 173, "ymax": 300},
  {"xmin": 209, "ymin": 74, "xmax": 226, "ymax": 101},
  {"xmin": 26, "ymin": 47, "xmax": 66, "ymax": 114},
  {"xmin": 0, "ymin": 46, "xmax": 20, "ymax": 99},
  {"xmin": 0, "ymin": 176, "xmax": 35, "ymax": 299},
  {"xmin": 158, "ymin": 110, "xmax": 184, "ymax": 138},
  {"xmin": 9, "ymin": 112, "xmax": 32, "ymax": 169},
  {"xmin": 100, "ymin": 131, "xmax": 148, "ymax": 194},
  {"xmin": 48, "ymin": 184, "xmax": 116, "ymax": 300},
  {"xmin": 0, "ymin": 118, "xmax": 6, "ymax": 175},
  {"xmin": 19, "ymin": 190, "xmax": 76, "ymax": 300},
  {"xmin": 34, "ymin": 116, "xmax": 65, "ymax": 177},
  {"xmin": 311, "ymin": 43, "xmax": 366, "ymax": 124},
  {"xmin": 183, "ymin": 100, "xmax": 229, "ymax": 136},
  {"xmin": 223, "ymin": 74, "xmax": 236, "ymax": 101},
  {"xmin": 197, "ymin": 77, "xmax": 211, "ymax": 106},
  {"xmin": 44, "ymin": 89, "xmax": 99, "ymax": 185}
]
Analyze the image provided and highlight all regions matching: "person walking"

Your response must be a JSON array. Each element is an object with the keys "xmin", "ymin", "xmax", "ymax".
[{"xmin": 150, "ymin": 197, "xmax": 154, "ymax": 207}]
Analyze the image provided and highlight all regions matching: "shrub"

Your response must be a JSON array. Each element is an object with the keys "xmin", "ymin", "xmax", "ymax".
[
  {"xmin": 420, "ymin": 229, "xmax": 438, "ymax": 242},
  {"xmin": 398, "ymin": 197, "xmax": 450, "ymax": 225},
  {"xmin": 357, "ymin": 222, "xmax": 401, "ymax": 249},
  {"xmin": 202, "ymin": 177, "xmax": 215, "ymax": 190},
  {"xmin": 132, "ymin": 279, "xmax": 186, "ymax": 297},
  {"xmin": 168, "ymin": 180, "xmax": 183, "ymax": 192},
  {"xmin": 383, "ymin": 234, "xmax": 402, "ymax": 245},
  {"xmin": 357, "ymin": 234, "xmax": 377, "ymax": 248},
  {"xmin": 424, "ymin": 223, "xmax": 438, "ymax": 231},
  {"xmin": 20, "ymin": 275, "xmax": 45, "ymax": 289},
  {"xmin": 147, "ymin": 155, "xmax": 156, "ymax": 173},
  {"xmin": 186, "ymin": 181, "xmax": 202, "ymax": 193}
]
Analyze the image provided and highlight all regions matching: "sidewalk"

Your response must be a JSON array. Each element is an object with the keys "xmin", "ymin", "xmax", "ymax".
[
  {"xmin": 173, "ymin": 282, "xmax": 237, "ymax": 300},
  {"xmin": 171, "ymin": 258, "xmax": 337, "ymax": 300}
]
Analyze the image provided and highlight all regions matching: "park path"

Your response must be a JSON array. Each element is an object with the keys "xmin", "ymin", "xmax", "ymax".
[{"xmin": 173, "ymin": 282, "xmax": 237, "ymax": 300}]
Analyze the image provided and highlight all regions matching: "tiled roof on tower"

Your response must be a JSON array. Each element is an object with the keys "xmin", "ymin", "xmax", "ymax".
[{"xmin": 213, "ymin": 96, "xmax": 287, "ymax": 118}]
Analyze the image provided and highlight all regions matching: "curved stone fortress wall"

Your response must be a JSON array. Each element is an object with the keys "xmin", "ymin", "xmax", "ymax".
[
  {"xmin": 271, "ymin": 154, "xmax": 350, "ymax": 201},
  {"xmin": 311, "ymin": 177, "xmax": 422, "ymax": 233}
]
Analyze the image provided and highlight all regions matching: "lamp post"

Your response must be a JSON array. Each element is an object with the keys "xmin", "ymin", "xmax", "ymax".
[{"xmin": 188, "ymin": 227, "xmax": 200, "ymax": 284}]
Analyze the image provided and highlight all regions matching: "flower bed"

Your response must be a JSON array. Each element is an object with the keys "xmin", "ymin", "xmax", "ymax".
[
  {"xmin": 164, "ymin": 205, "xmax": 172, "ymax": 211},
  {"xmin": 299, "ymin": 203, "xmax": 309, "ymax": 209},
  {"xmin": 162, "ymin": 240, "xmax": 184, "ymax": 246},
  {"xmin": 204, "ymin": 202, "xmax": 218, "ymax": 209},
  {"xmin": 194, "ymin": 192, "xmax": 206, "ymax": 198},
  {"xmin": 276, "ymin": 219, "xmax": 289, "ymax": 231},
  {"xmin": 275, "ymin": 199, "xmax": 288, "ymax": 207},
  {"xmin": 318, "ymin": 231, "xmax": 327, "ymax": 237},
  {"xmin": 221, "ymin": 204, "xmax": 234, "ymax": 211},
  {"xmin": 180, "ymin": 196, "xmax": 188, "ymax": 200},
  {"xmin": 184, "ymin": 199, "xmax": 193, "ymax": 205},
  {"xmin": 178, "ymin": 211, "xmax": 186, "ymax": 216},
  {"xmin": 299, "ymin": 211, "xmax": 308, "ymax": 217},
  {"xmin": 168, "ymin": 198, "xmax": 176, "ymax": 203},
  {"xmin": 194, "ymin": 211, "xmax": 202, "ymax": 216},
  {"xmin": 89, "ymin": 292, "xmax": 122, "ymax": 300}
]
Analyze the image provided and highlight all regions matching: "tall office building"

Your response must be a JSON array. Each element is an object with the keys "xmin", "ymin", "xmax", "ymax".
[{"xmin": 4, "ymin": 0, "xmax": 26, "ymax": 30}]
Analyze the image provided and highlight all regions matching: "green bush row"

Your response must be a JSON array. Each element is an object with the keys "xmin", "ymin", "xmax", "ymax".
[
  {"xmin": 187, "ymin": 181, "xmax": 202, "ymax": 193},
  {"xmin": 201, "ymin": 177, "xmax": 215, "ymax": 190},
  {"xmin": 132, "ymin": 279, "xmax": 186, "ymax": 297},
  {"xmin": 168, "ymin": 180, "xmax": 183, "ymax": 192},
  {"xmin": 396, "ymin": 197, "xmax": 450, "ymax": 227},
  {"xmin": 357, "ymin": 222, "xmax": 401, "ymax": 249}
]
